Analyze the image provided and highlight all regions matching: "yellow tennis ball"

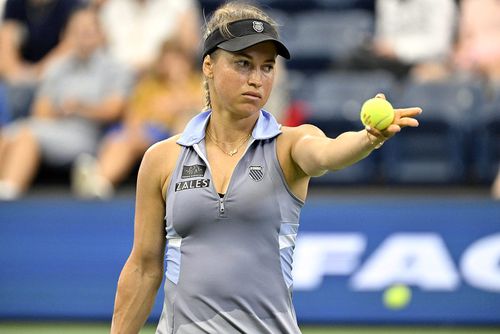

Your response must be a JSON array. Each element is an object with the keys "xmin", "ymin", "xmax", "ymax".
[
  {"xmin": 383, "ymin": 284, "xmax": 412, "ymax": 310},
  {"xmin": 360, "ymin": 97, "xmax": 395, "ymax": 131}
]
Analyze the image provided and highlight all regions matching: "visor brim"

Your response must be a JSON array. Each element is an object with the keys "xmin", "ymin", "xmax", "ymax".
[{"xmin": 217, "ymin": 34, "xmax": 291, "ymax": 59}]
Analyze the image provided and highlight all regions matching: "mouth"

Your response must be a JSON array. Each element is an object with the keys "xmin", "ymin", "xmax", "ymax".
[{"xmin": 242, "ymin": 91, "xmax": 262, "ymax": 100}]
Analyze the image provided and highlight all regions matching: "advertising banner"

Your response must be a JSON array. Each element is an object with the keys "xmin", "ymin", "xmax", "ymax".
[
  {"xmin": 293, "ymin": 199, "xmax": 500, "ymax": 324},
  {"xmin": 0, "ymin": 198, "xmax": 499, "ymax": 324}
]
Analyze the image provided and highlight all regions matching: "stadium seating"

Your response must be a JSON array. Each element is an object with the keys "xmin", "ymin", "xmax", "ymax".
[
  {"xmin": 313, "ymin": 0, "xmax": 375, "ymax": 10},
  {"xmin": 380, "ymin": 79, "xmax": 483, "ymax": 184},
  {"xmin": 473, "ymin": 86, "xmax": 500, "ymax": 182},
  {"xmin": 285, "ymin": 10, "xmax": 374, "ymax": 70},
  {"xmin": 304, "ymin": 70, "xmax": 395, "ymax": 121},
  {"xmin": 303, "ymin": 70, "xmax": 395, "ymax": 184}
]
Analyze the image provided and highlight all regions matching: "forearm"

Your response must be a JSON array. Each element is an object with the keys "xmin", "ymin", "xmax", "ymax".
[
  {"xmin": 0, "ymin": 23, "xmax": 24, "ymax": 77},
  {"xmin": 111, "ymin": 260, "xmax": 163, "ymax": 334},
  {"xmin": 77, "ymin": 98, "xmax": 125, "ymax": 123},
  {"xmin": 33, "ymin": 98, "xmax": 58, "ymax": 119},
  {"xmin": 318, "ymin": 129, "xmax": 382, "ymax": 171}
]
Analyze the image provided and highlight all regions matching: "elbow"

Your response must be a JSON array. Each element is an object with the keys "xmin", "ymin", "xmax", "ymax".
[
  {"xmin": 125, "ymin": 253, "xmax": 164, "ymax": 283},
  {"xmin": 107, "ymin": 106, "xmax": 125, "ymax": 123},
  {"xmin": 103, "ymin": 98, "xmax": 126, "ymax": 123},
  {"xmin": 141, "ymin": 260, "xmax": 164, "ymax": 284},
  {"xmin": 306, "ymin": 154, "xmax": 330, "ymax": 177},
  {"xmin": 147, "ymin": 265, "xmax": 165, "ymax": 285}
]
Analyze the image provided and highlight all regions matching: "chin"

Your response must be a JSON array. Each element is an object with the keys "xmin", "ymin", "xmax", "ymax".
[{"xmin": 236, "ymin": 104, "xmax": 263, "ymax": 117}]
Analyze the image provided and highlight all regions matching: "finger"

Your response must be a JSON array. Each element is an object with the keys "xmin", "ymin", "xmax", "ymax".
[
  {"xmin": 397, "ymin": 117, "xmax": 419, "ymax": 128},
  {"xmin": 366, "ymin": 125, "xmax": 393, "ymax": 139},
  {"xmin": 365, "ymin": 125, "xmax": 381, "ymax": 137},
  {"xmin": 395, "ymin": 107, "xmax": 422, "ymax": 118},
  {"xmin": 382, "ymin": 124, "xmax": 401, "ymax": 135},
  {"xmin": 374, "ymin": 93, "xmax": 386, "ymax": 100}
]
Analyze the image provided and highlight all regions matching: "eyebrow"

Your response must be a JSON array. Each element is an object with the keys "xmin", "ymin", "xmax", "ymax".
[{"xmin": 234, "ymin": 52, "xmax": 276, "ymax": 63}]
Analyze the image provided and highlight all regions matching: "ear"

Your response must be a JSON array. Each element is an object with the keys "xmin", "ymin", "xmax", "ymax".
[{"xmin": 202, "ymin": 55, "xmax": 214, "ymax": 79}]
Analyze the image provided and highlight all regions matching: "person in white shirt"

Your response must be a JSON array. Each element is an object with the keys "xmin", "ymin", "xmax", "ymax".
[{"xmin": 99, "ymin": 0, "xmax": 201, "ymax": 74}]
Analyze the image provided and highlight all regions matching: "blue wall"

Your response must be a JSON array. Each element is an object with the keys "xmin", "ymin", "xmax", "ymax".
[{"xmin": 0, "ymin": 198, "xmax": 499, "ymax": 324}]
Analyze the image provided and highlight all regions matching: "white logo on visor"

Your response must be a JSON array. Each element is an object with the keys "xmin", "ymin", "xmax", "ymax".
[{"xmin": 253, "ymin": 21, "xmax": 264, "ymax": 33}]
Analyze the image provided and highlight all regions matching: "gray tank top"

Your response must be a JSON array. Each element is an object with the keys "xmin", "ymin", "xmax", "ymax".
[{"xmin": 156, "ymin": 110, "xmax": 304, "ymax": 334}]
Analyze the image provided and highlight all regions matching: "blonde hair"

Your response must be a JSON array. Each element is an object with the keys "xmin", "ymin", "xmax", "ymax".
[{"xmin": 202, "ymin": 1, "xmax": 279, "ymax": 110}]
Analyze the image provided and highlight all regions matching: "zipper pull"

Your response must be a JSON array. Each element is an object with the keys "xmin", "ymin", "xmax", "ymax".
[{"xmin": 219, "ymin": 198, "xmax": 225, "ymax": 214}]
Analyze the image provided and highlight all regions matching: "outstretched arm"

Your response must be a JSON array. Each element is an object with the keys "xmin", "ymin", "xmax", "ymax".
[{"xmin": 291, "ymin": 95, "xmax": 421, "ymax": 177}]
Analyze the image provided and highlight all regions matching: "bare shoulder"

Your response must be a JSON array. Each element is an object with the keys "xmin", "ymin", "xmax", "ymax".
[
  {"xmin": 143, "ymin": 134, "xmax": 182, "ymax": 165},
  {"xmin": 281, "ymin": 124, "xmax": 325, "ymax": 136},
  {"xmin": 275, "ymin": 125, "xmax": 325, "ymax": 201},
  {"xmin": 144, "ymin": 135, "xmax": 180, "ymax": 160},
  {"xmin": 139, "ymin": 134, "xmax": 182, "ymax": 197},
  {"xmin": 279, "ymin": 124, "xmax": 326, "ymax": 146}
]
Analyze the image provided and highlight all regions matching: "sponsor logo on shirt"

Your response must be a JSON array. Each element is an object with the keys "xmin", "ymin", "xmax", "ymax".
[
  {"xmin": 175, "ymin": 179, "xmax": 210, "ymax": 192},
  {"xmin": 181, "ymin": 164, "xmax": 207, "ymax": 179}
]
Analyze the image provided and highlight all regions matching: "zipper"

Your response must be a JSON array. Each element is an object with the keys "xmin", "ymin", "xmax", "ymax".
[
  {"xmin": 193, "ymin": 143, "xmax": 226, "ymax": 217},
  {"xmin": 219, "ymin": 198, "xmax": 225, "ymax": 214},
  {"xmin": 193, "ymin": 138, "xmax": 256, "ymax": 217}
]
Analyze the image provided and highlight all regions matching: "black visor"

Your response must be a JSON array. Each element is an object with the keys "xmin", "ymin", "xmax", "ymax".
[{"xmin": 202, "ymin": 19, "xmax": 290, "ymax": 59}]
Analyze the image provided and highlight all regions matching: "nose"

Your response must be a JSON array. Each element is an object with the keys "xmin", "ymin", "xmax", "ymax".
[{"xmin": 248, "ymin": 69, "xmax": 263, "ymax": 88}]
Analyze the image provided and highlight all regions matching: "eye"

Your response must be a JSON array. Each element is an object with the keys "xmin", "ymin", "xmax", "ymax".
[
  {"xmin": 262, "ymin": 64, "xmax": 274, "ymax": 73},
  {"xmin": 235, "ymin": 59, "xmax": 251, "ymax": 68}
]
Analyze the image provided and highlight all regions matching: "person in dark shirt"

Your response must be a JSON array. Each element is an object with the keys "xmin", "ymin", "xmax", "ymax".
[{"xmin": 0, "ymin": 0, "xmax": 83, "ymax": 120}]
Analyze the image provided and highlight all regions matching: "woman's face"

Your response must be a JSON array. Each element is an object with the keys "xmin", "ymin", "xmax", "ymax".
[
  {"xmin": 205, "ymin": 41, "xmax": 277, "ymax": 117},
  {"xmin": 158, "ymin": 50, "xmax": 191, "ymax": 82}
]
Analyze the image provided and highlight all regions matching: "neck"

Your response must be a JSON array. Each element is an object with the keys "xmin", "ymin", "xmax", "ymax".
[
  {"xmin": 207, "ymin": 108, "xmax": 258, "ymax": 143},
  {"xmin": 75, "ymin": 48, "xmax": 96, "ymax": 61}
]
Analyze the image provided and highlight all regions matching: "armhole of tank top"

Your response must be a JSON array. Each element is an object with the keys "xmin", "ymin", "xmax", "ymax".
[
  {"xmin": 271, "ymin": 139, "xmax": 305, "ymax": 206},
  {"xmin": 164, "ymin": 144, "xmax": 187, "ymax": 200}
]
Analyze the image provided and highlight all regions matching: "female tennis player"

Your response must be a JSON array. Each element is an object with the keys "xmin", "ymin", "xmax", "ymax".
[{"xmin": 110, "ymin": 2, "xmax": 421, "ymax": 333}]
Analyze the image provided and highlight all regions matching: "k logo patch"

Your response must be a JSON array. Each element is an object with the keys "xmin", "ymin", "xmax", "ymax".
[
  {"xmin": 249, "ymin": 166, "xmax": 264, "ymax": 182},
  {"xmin": 252, "ymin": 21, "xmax": 264, "ymax": 33}
]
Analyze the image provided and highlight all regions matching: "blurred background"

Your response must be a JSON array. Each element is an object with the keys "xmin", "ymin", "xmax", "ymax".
[{"xmin": 0, "ymin": 0, "xmax": 499, "ymax": 333}]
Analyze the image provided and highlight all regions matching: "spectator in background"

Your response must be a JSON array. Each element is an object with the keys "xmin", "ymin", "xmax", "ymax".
[
  {"xmin": 344, "ymin": 0, "xmax": 457, "ymax": 80},
  {"xmin": 451, "ymin": 0, "xmax": 500, "ymax": 200},
  {"xmin": 72, "ymin": 39, "xmax": 203, "ymax": 199},
  {"xmin": 454, "ymin": 0, "xmax": 500, "ymax": 83},
  {"xmin": 0, "ymin": 8, "xmax": 131, "ymax": 200},
  {"xmin": 85, "ymin": 0, "xmax": 105, "ymax": 10},
  {"xmin": 0, "ymin": 0, "xmax": 5, "ymax": 18},
  {"xmin": 0, "ymin": 0, "xmax": 84, "ymax": 120},
  {"xmin": 98, "ymin": 0, "xmax": 201, "ymax": 75}
]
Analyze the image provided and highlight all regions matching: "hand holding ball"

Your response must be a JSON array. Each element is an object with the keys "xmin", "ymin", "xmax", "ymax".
[{"xmin": 360, "ymin": 97, "xmax": 395, "ymax": 131}]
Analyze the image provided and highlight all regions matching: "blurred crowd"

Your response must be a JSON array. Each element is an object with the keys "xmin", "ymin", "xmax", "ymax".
[
  {"xmin": 0, "ymin": 0, "xmax": 499, "ymax": 200},
  {"xmin": 0, "ymin": 0, "xmax": 206, "ymax": 200}
]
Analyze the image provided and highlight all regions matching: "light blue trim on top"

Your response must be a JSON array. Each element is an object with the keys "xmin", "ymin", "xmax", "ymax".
[
  {"xmin": 165, "ymin": 225, "xmax": 182, "ymax": 284},
  {"xmin": 166, "ymin": 246, "xmax": 181, "ymax": 284},
  {"xmin": 280, "ymin": 222, "xmax": 299, "ymax": 236},
  {"xmin": 279, "ymin": 222, "xmax": 299, "ymax": 289},
  {"xmin": 177, "ymin": 109, "xmax": 282, "ymax": 146},
  {"xmin": 280, "ymin": 247, "xmax": 294, "ymax": 288}
]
